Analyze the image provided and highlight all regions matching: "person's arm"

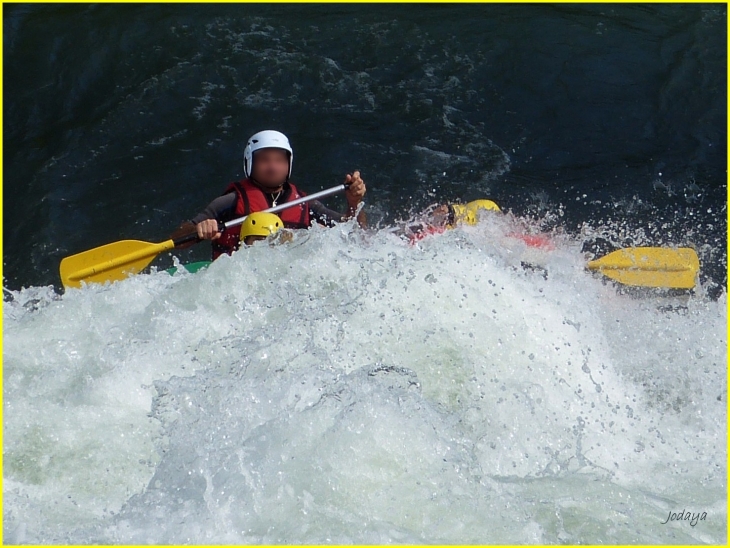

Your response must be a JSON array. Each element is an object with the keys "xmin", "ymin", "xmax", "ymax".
[
  {"xmin": 344, "ymin": 170, "xmax": 367, "ymax": 228},
  {"xmin": 169, "ymin": 193, "xmax": 238, "ymax": 248},
  {"xmin": 308, "ymin": 199, "xmax": 368, "ymax": 227},
  {"xmin": 190, "ymin": 193, "xmax": 238, "ymax": 225},
  {"xmin": 345, "ymin": 201, "xmax": 367, "ymax": 228},
  {"xmin": 309, "ymin": 200, "xmax": 347, "ymax": 226},
  {"xmin": 307, "ymin": 170, "xmax": 367, "ymax": 228}
]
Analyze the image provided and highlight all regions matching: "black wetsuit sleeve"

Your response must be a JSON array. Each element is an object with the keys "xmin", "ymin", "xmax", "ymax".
[
  {"xmin": 190, "ymin": 192, "xmax": 238, "ymax": 224},
  {"xmin": 309, "ymin": 200, "xmax": 345, "ymax": 227},
  {"xmin": 191, "ymin": 192, "xmax": 346, "ymax": 227}
]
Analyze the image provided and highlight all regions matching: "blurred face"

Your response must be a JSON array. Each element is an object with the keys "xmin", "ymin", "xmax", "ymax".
[{"xmin": 251, "ymin": 148, "xmax": 290, "ymax": 189}]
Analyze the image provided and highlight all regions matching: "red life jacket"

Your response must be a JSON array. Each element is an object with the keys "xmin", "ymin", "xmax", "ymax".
[
  {"xmin": 408, "ymin": 224, "xmax": 447, "ymax": 245},
  {"xmin": 212, "ymin": 178, "xmax": 310, "ymax": 260},
  {"xmin": 507, "ymin": 232, "xmax": 555, "ymax": 250}
]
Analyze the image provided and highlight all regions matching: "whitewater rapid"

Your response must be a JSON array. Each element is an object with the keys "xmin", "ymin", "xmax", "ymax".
[{"xmin": 3, "ymin": 215, "xmax": 726, "ymax": 544}]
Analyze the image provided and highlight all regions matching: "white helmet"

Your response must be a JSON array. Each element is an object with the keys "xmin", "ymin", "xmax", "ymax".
[{"xmin": 243, "ymin": 130, "xmax": 293, "ymax": 179}]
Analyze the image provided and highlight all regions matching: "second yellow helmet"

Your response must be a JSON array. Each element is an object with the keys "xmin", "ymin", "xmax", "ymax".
[
  {"xmin": 451, "ymin": 199, "xmax": 501, "ymax": 226},
  {"xmin": 466, "ymin": 199, "xmax": 501, "ymax": 215}
]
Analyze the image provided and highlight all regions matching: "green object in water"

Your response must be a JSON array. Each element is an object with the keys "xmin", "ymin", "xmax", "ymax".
[{"xmin": 166, "ymin": 261, "xmax": 212, "ymax": 275}]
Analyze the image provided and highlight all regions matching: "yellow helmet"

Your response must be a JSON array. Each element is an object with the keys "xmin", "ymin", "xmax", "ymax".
[
  {"xmin": 449, "ymin": 200, "xmax": 501, "ymax": 226},
  {"xmin": 467, "ymin": 199, "xmax": 501, "ymax": 215},
  {"xmin": 240, "ymin": 212, "xmax": 283, "ymax": 240},
  {"xmin": 450, "ymin": 204, "xmax": 466, "ymax": 218},
  {"xmin": 449, "ymin": 203, "xmax": 478, "ymax": 226}
]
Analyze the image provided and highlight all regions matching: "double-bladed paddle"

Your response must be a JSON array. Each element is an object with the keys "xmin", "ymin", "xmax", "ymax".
[{"xmin": 60, "ymin": 183, "xmax": 350, "ymax": 289}]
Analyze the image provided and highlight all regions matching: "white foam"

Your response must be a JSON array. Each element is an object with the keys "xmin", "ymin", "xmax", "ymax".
[{"xmin": 3, "ymin": 216, "xmax": 726, "ymax": 543}]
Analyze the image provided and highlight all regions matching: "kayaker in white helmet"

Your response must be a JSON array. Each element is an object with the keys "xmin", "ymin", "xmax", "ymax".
[{"xmin": 172, "ymin": 130, "xmax": 366, "ymax": 259}]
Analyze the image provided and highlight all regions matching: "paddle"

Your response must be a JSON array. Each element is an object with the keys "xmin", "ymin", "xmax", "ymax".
[
  {"xmin": 60, "ymin": 183, "xmax": 350, "ymax": 289},
  {"xmin": 462, "ymin": 199, "xmax": 700, "ymax": 290},
  {"xmin": 586, "ymin": 247, "xmax": 699, "ymax": 289}
]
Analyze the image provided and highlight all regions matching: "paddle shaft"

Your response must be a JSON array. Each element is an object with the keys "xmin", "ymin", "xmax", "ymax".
[
  {"xmin": 172, "ymin": 183, "xmax": 350, "ymax": 247},
  {"xmin": 60, "ymin": 182, "xmax": 351, "ymax": 288}
]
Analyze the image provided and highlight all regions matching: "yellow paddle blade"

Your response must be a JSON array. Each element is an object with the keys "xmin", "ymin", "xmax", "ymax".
[
  {"xmin": 586, "ymin": 247, "xmax": 699, "ymax": 289},
  {"xmin": 60, "ymin": 239, "xmax": 176, "ymax": 289}
]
